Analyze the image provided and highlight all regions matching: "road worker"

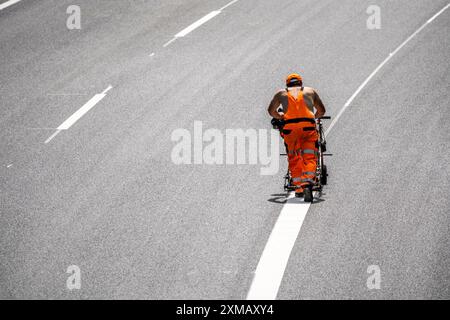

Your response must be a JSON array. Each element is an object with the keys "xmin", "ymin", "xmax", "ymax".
[{"xmin": 268, "ymin": 73, "xmax": 326, "ymax": 198}]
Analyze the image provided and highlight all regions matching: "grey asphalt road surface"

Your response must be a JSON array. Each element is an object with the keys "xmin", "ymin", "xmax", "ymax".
[{"xmin": 1, "ymin": 0, "xmax": 449, "ymax": 299}]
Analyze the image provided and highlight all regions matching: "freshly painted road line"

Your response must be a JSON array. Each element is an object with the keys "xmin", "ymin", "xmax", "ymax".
[
  {"xmin": 326, "ymin": 3, "xmax": 450, "ymax": 137},
  {"xmin": 247, "ymin": 193, "xmax": 311, "ymax": 300},
  {"xmin": 0, "ymin": 0, "xmax": 21, "ymax": 10},
  {"xmin": 247, "ymin": 3, "xmax": 450, "ymax": 300},
  {"xmin": 45, "ymin": 85, "xmax": 112, "ymax": 144},
  {"xmin": 175, "ymin": 10, "xmax": 221, "ymax": 38}
]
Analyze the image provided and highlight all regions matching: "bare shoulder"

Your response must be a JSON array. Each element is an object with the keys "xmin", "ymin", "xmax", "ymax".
[
  {"xmin": 275, "ymin": 89, "xmax": 288, "ymax": 97},
  {"xmin": 302, "ymin": 86, "xmax": 317, "ymax": 95},
  {"xmin": 271, "ymin": 89, "xmax": 286, "ymax": 102}
]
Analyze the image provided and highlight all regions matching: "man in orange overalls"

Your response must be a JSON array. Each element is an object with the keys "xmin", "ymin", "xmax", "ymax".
[{"xmin": 268, "ymin": 73, "xmax": 326, "ymax": 198}]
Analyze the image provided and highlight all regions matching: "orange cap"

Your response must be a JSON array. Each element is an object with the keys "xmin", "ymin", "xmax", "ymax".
[{"xmin": 286, "ymin": 73, "xmax": 303, "ymax": 87}]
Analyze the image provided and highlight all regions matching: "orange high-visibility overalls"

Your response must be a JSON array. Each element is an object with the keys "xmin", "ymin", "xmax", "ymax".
[{"xmin": 282, "ymin": 88, "xmax": 318, "ymax": 193}]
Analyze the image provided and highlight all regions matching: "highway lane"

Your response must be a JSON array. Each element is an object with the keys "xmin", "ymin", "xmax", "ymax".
[
  {"xmin": 279, "ymin": 4, "xmax": 450, "ymax": 299},
  {"xmin": 1, "ymin": 0, "xmax": 449, "ymax": 299}
]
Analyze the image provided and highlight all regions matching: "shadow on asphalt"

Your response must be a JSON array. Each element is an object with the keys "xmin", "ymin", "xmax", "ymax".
[
  {"xmin": 267, "ymin": 193, "xmax": 290, "ymax": 204},
  {"xmin": 267, "ymin": 193, "xmax": 326, "ymax": 205}
]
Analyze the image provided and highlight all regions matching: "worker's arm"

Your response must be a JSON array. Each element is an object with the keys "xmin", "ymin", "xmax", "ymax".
[
  {"xmin": 313, "ymin": 89, "xmax": 326, "ymax": 118},
  {"xmin": 267, "ymin": 91, "xmax": 284, "ymax": 120}
]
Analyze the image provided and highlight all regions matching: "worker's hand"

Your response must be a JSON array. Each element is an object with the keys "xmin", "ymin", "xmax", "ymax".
[
  {"xmin": 315, "ymin": 111, "xmax": 325, "ymax": 118},
  {"xmin": 271, "ymin": 118, "xmax": 284, "ymax": 129}
]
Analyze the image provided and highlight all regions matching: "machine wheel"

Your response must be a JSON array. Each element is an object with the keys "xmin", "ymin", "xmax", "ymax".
[
  {"xmin": 321, "ymin": 165, "xmax": 328, "ymax": 185},
  {"xmin": 304, "ymin": 187, "xmax": 313, "ymax": 203},
  {"xmin": 284, "ymin": 172, "xmax": 292, "ymax": 191}
]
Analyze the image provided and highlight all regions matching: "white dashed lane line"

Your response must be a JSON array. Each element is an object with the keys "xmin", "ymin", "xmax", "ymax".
[
  {"xmin": 175, "ymin": 10, "xmax": 221, "ymax": 38},
  {"xmin": 0, "ymin": 0, "xmax": 22, "ymax": 11},
  {"xmin": 218, "ymin": 0, "xmax": 240, "ymax": 11},
  {"xmin": 44, "ymin": 85, "xmax": 113, "ymax": 144},
  {"xmin": 163, "ymin": 0, "xmax": 240, "ymax": 47}
]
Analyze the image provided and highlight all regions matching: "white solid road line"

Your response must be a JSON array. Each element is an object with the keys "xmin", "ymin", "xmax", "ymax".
[
  {"xmin": 247, "ymin": 3, "xmax": 450, "ymax": 300},
  {"xmin": 326, "ymin": 3, "xmax": 450, "ymax": 137},
  {"xmin": 247, "ymin": 193, "xmax": 311, "ymax": 300},
  {"xmin": 45, "ymin": 85, "xmax": 113, "ymax": 144},
  {"xmin": 0, "ymin": 0, "xmax": 21, "ymax": 10}
]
